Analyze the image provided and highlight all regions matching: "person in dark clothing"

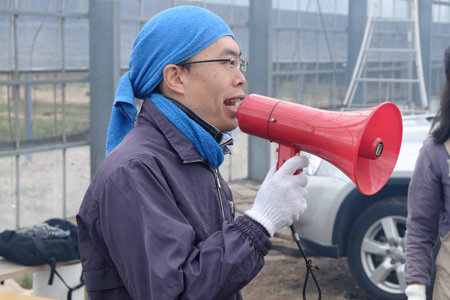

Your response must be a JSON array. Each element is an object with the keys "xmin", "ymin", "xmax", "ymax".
[
  {"xmin": 405, "ymin": 46, "xmax": 450, "ymax": 299},
  {"xmin": 77, "ymin": 6, "xmax": 309, "ymax": 300}
]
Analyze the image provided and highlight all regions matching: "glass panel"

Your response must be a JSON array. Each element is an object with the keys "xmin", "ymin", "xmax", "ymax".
[
  {"xmin": 17, "ymin": 16, "xmax": 62, "ymax": 70},
  {"xmin": 0, "ymin": 156, "xmax": 16, "ymax": 230},
  {"xmin": 64, "ymin": 82, "xmax": 90, "ymax": 137},
  {"xmin": 66, "ymin": 0, "xmax": 89, "ymax": 13},
  {"xmin": 65, "ymin": 18, "xmax": 89, "ymax": 69},
  {"xmin": 19, "ymin": 150, "xmax": 63, "ymax": 228},
  {"xmin": 27, "ymin": 82, "xmax": 62, "ymax": 139},
  {"xmin": 66, "ymin": 146, "xmax": 90, "ymax": 217},
  {"xmin": 0, "ymin": 85, "xmax": 14, "ymax": 144},
  {"xmin": 0, "ymin": 15, "xmax": 13, "ymax": 70}
]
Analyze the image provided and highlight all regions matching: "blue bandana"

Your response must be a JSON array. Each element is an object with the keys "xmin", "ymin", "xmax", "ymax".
[
  {"xmin": 151, "ymin": 94, "xmax": 224, "ymax": 169},
  {"xmin": 106, "ymin": 6, "xmax": 234, "ymax": 155}
]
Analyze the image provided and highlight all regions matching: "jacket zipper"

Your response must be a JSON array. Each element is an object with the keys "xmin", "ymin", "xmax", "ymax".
[
  {"xmin": 229, "ymin": 200, "xmax": 235, "ymax": 220},
  {"xmin": 212, "ymin": 168, "xmax": 226, "ymax": 221},
  {"xmin": 184, "ymin": 158, "xmax": 232, "ymax": 222}
]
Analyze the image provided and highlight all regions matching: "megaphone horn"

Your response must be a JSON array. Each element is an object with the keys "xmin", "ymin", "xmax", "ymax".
[{"xmin": 236, "ymin": 94, "xmax": 403, "ymax": 196}]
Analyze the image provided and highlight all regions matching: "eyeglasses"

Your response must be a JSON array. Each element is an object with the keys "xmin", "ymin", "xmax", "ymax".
[{"xmin": 178, "ymin": 55, "xmax": 248, "ymax": 73}]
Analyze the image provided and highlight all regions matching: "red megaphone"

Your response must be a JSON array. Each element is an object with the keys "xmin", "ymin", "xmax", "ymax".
[{"xmin": 236, "ymin": 94, "xmax": 403, "ymax": 195}]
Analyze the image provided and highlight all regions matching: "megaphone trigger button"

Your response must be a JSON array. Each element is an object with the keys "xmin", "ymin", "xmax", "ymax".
[{"xmin": 269, "ymin": 118, "xmax": 276, "ymax": 123}]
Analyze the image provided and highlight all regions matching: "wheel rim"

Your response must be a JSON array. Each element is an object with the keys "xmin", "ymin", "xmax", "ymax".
[{"xmin": 359, "ymin": 215, "xmax": 407, "ymax": 294}]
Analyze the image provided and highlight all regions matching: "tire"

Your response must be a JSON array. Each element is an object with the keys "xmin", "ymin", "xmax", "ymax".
[{"xmin": 347, "ymin": 201, "xmax": 407, "ymax": 300}]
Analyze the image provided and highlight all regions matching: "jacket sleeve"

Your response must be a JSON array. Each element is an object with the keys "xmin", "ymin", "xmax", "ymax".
[
  {"xmin": 98, "ymin": 159, "xmax": 270, "ymax": 300},
  {"xmin": 405, "ymin": 143, "xmax": 442, "ymax": 285}
]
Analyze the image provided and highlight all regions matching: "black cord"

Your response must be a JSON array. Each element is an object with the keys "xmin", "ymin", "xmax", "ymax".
[
  {"xmin": 47, "ymin": 258, "xmax": 85, "ymax": 300},
  {"xmin": 53, "ymin": 269, "xmax": 85, "ymax": 300},
  {"xmin": 290, "ymin": 225, "xmax": 321, "ymax": 300}
]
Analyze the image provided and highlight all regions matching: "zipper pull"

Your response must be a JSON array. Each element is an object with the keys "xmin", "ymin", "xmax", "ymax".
[
  {"xmin": 212, "ymin": 168, "xmax": 225, "ymax": 221},
  {"xmin": 229, "ymin": 200, "xmax": 235, "ymax": 220},
  {"xmin": 213, "ymin": 169, "xmax": 221, "ymax": 189}
]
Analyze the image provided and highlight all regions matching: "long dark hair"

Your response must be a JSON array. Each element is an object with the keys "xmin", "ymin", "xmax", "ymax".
[{"xmin": 431, "ymin": 46, "xmax": 450, "ymax": 144}]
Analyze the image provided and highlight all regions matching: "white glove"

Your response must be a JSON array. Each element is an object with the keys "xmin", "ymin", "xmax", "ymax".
[
  {"xmin": 405, "ymin": 284, "xmax": 426, "ymax": 300},
  {"xmin": 245, "ymin": 155, "xmax": 309, "ymax": 237}
]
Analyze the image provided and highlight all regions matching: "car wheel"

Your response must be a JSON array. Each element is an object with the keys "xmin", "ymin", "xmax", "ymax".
[{"xmin": 347, "ymin": 201, "xmax": 407, "ymax": 300}]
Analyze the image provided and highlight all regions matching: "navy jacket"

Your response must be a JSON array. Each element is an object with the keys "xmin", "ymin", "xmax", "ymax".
[{"xmin": 77, "ymin": 99, "xmax": 271, "ymax": 300}]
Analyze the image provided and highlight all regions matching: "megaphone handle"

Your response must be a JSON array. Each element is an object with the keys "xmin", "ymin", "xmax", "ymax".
[{"xmin": 276, "ymin": 144, "xmax": 301, "ymax": 173}]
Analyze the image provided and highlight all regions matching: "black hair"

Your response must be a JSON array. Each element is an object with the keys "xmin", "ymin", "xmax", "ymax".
[{"xmin": 431, "ymin": 46, "xmax": 450, "ymax": 144}]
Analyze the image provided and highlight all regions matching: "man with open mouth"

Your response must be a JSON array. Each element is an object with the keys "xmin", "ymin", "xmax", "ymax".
[{"xmin": 77, "ymin": 5, "xmax": 309, "ymax": 300}]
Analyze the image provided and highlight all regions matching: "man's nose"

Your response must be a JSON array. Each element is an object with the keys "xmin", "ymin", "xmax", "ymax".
[{"xmin": 234, "ymin": 69, "xmax": 247, "ymax": 87}]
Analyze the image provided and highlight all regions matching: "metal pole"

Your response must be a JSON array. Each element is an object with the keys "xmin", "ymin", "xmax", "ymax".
[
  {"xmin": 13, "ymin": 0, "xmax": 21, "ymax": 229},
  {"xmin": 89, "ymin": 0, "xmax": 120, "ymax": 179},
  {"xmin": 26, "ymin": 74, "xmax": 32, "ymax": 142},
  {"xmin": 346, "ymin": 0, "xmax": 367, "ymax": 88},
  {"xmin": 247, "ymin": 0, "xmax": 271, "ymax": 182},
  {"xmin": 418, "ymin": 0, "xmax": 432, "ymax": 106},
  {"xmin": 61, "ymin": 0, "xmax": 67, "ymax": 218}
]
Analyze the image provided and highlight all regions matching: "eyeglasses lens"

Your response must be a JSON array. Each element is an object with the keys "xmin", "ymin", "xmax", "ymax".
[
  {"xmin": 238, "ymin": 57, "xmax": 247, "ymax": 73},
  {"xmin": 225, "ymin": 56, "xmax": 247, "ymax": 72}
]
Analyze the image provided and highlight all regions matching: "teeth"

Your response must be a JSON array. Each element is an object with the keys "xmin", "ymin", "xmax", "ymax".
[{"xmin": 225, "ymin": 97, "xmax": 244, "ymax": 106}]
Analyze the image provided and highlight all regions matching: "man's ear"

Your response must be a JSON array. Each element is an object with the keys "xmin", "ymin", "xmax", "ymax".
[{"xmin": 161, "ymin": 64, "xmax": 186, "ymax": 96}]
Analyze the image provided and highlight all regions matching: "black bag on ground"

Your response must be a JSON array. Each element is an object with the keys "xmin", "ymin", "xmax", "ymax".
[{"xmin": 0, "ymin": 218, "xmax": 80, "ymax": 266}]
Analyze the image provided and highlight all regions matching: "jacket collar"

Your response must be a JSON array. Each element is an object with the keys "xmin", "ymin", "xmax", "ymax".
[
  {"xmin": 165, "ymin": 96, "xmax": 233, "ymax": 149},
  {"xmin": 139, "ymin": 97, "xmax": 232, "ymax": 164}
]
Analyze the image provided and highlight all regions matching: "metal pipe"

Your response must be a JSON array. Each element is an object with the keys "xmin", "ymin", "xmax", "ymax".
[
  {"xmin": 0, "ymin": 9, "xmax": 87, "ymax": 18},
  {"xmin": 12, "ymin": 0, "xmax": 21, "ymax": 229},
  {"xmin": 61, "ymin": 0, "xmax": 68, "ymax": 219},
  {"xmin": 0, "ymin": 77, "xmax": 89, "ymax": 86}
]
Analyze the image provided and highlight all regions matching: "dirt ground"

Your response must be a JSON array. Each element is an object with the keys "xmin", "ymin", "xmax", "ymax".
[
  {"xmin": 230, "ymin": 180, "xmax": 374, "ymax": 300},
  {"xmin": 240, "ymin": 236, "xmax": 374, "ymax": 300}
]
